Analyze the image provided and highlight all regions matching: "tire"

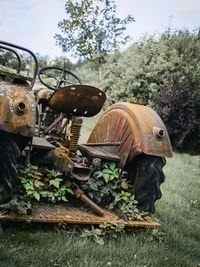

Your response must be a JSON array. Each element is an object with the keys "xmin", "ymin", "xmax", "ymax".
[
  {"xmin": 126, "ymin": 154, "xmax": 166, "ymax": 213},
  {"xmin": 0, "ymin": 135, "xmax": 20, "ymax": 204}
]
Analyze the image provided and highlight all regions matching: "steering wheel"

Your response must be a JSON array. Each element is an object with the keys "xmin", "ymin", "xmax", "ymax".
[{"xmin": 38, "ymin": 67, "xmax": 82, "ymax": 91}]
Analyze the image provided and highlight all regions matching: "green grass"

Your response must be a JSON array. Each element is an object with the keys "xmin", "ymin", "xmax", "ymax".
[
  {"xmin": 80, "ymin": 112, "xmax": 102, "ymax": 143},
  {"xmin": 0, "ymin": 140, "xmax": 200, "ymax": 267}
]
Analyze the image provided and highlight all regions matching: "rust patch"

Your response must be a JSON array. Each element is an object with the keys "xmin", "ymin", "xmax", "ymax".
[
  {"xmin": 48, "ymin": 85, "xmax": 106, "ymax": 117},
  {"xmin": 0, "ymin": 203, "xmax": 160, "ymax": 229},
  {"xmin": 88, "ymin": 102, "xmax": 173, "ymax": 163},
  {"xmin": 0, "ymin": 81, "xmax": 35, "ymax": 136}
]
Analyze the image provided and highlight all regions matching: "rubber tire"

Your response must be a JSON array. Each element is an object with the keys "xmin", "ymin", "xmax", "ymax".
[
  {"xmin": 0, "ymin": 135, "xmax": 20, "ymax": 204},
  {"xmin": 127, "ymin": 154, "xmax": 166, "ymax": 213}
]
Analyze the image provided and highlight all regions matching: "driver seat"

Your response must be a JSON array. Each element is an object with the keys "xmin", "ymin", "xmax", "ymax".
[{"xmin": 47, "ymin": 85, "xmax": 106, "ymax": 117}]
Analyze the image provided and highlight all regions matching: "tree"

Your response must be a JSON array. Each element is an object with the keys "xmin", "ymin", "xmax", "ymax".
[
  {"xmin": 54, "ymin": 0, "xmax": 134, "ymax": 60},
  {"xmin": 0, "ymin": 49, "xmax": 50, "ymax": 73},
  {"xmin": 0, "ymin": 48, "xmax": 19, "ymax": 70},
  {"xmin": 50, "ymin": 56, "xmax": 74, "ymax": 70},
  {"xmin": 35, "ymin": 53, "xmax": 50, "ymax": 70}
]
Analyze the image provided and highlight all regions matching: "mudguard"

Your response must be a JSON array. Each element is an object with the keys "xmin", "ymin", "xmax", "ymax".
[{"xmin": 87, "ymin": 102, "xmax": 172, "ymax": 166}]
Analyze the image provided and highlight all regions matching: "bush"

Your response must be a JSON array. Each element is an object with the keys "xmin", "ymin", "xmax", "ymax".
[
  {"xmin": 77, "ymin": 29, "xmax": 200, "ymax": 106},
  {"xmin": 77, "ymin": 29, "xmax": 200, "ymax": 152},
  {"xmin": 152, "ymin": 76, "xmax": 200, "ymax": 153}
]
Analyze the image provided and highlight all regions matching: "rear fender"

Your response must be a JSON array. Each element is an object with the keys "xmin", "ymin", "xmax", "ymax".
[{"xmin": 87, "ymin": 102, "xmax": 172, "ymax": 166}]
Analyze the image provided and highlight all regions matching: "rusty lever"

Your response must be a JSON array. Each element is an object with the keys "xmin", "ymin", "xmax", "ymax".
[{"xmin": 73, "ymin": 183, "xmax": 104, "ymax": 216}]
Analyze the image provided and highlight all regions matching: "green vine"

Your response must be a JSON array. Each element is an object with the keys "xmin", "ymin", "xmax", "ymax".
[
  {"xmin": 1, "ymin": 160, "xmax": 153, "ymax": 223},
  {"xmin": 80, "ymin": 161, "xmax": 120, "ymax": 205},
  {"xmin": 80, "ymin": 160, "xmax": 151, "ymax": 221},
  {"xmin": 17, "ymin": 164, "xmax": 73, "ymax": 203}
]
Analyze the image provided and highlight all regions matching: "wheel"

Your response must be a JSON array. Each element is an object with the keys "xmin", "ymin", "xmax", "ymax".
[
  {"xmin": 38, "ymin": 67, "xmax": 82, "ymax": 90},
  {"xmin": 87, "ymin": 102, "xmax": 171, "ymax": 213},
  {"xmin": 0, "ymin": 135, "xmax": 20, "ymax": 204},
  {"xmin": 126, "ymin": 154, "xmax": 166, "ymax": 213}
]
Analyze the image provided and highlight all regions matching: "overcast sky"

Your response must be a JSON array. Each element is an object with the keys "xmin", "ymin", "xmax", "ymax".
[{"xmin": 0, "ymin": 0, "xmax": 200, "ymax": 60}]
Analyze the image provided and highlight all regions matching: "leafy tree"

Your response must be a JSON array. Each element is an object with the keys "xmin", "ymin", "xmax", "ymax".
[
  {"xmin": 54, "ymin": 0, "xmax": 134, "ymax": 60},
  {"xmin": 50, "ymin": 56, "xmax": 74, "ymax": 70},
  {"xmin": 0, "ymin": 48, "xmax": 20, "ymax": 70},
  {"xmin": 0, "ymin": 49, "xmax": 50, "ymax": 74},
  {"xmin": 76, "ymin": 28, "xmax": 200, "ymax": 153},
  {"xmin": 35, "ymin": 53, "xmax": 50, "ymax": 70},
  {"xmin": 77, "ymin": 29, "xmax": 200, "ymax": 104}
]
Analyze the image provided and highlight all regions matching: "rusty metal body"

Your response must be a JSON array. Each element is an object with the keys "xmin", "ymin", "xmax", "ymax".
[
  {"xmin": 88, "ymin": 102, "xmax": 172, "ymax": 168},
  {"xmin": 0, "ymin": 74, "xmax": 36, "ymax": 137},
  {"xmin": 0, "ymin": 40, "xmax": 38, "ymax": 138},
  {"xmin": 0, "ymin": 41, "xmax": 172, "ymax": 229},
  {"xmin": 29, "ymin": 76, "xmax": 172, "ymax": 226},
  {"xmin": 0, "ymin": 203, "xmax": 160, "ymax": 229}
]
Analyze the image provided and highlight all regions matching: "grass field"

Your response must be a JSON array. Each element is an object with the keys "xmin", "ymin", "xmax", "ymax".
[{"xmin": 0, "ymin": 121, "xmax": 200, "ymax": 267}]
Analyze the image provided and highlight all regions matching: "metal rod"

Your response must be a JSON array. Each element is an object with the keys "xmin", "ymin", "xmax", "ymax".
[
  {"xmin": 37, "ymin": 103, "xmax": 43, "ymax": 137},
  {"xmin": 44, "ymin": 113, "xmax": 64, "ymax": 134},
  {"xmin": 57, "ymin": 118, "xmax": 69, "ymax": 135},
  {"xmin": 73, "ymin": 183, "xmax": 104, "ymax": 216},
  {"xmin": 0, "ymin": 40, "xmax": 38, "ymax": 88},
  {"xmin": 85, "ymin": 142, "xmax": 122, "ymax": 147}
]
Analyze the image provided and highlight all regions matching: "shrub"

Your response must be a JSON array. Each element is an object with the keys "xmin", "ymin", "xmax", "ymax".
[
  {"xmin": 77, "ymin": 29, "xmax": 200, "ymax": 107},
  {"xmin": 152, "ymin": 76, "xmax": 200, "ymax": 153},
  {"xmin": 77, "ymin": 29, "xmax": 200, "ymax": 152}
]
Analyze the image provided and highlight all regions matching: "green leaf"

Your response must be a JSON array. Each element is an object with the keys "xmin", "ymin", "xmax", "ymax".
[
  {"xmin": 93, "ymin": 171, "xmax": 103, "ymax": 178},
  {"xmin": 24, "ymin": 183, "xmax": 34, "ymax": 191},
  {"xmin": 103, "ymin": 163, "xmax": 109, "ymax": 169},
  {"xmin": 66, "ymin": 188, "xmax": 74, "ymax": 195},
  {"xmin": 90, "ymin": 183, "xmax": 98, "ymax": 191},
  {"xmin": 109, "ymin": 162, "xmax": 116, "ymax": 170},
  {"xmin": 103, "ymin": 173, "xmax": 110, "ymax": 183},
  {"xmin": 109, "ymin": 174, "xmax": 115, "ymax": 180},
  {"xmin": 122, "ymin": 196, "xmax": 129, "ymax": 202},
  {"xmin": 61, "ymin": 196, "xmax": 68, "ymax": 202},
  {"xmin": 49, "ymin": 179, "xmax": 60, "ymax": 189},
  {"xmin": 40, "ymin": 191, "xmax": 48, "ymax": 198},
  {"xmin": 103, "ymin": 169, "xmax": 113, "ymax": 175},
  {"xmin": 121, "ymin": 180, "xmax": 129, "ymax": 190},
  {"xmin": 33, "ymin": 192, "xmax": 40, "ymax": 201},
  {"xmin": 88, "ymin": 192, "xmax": 93, "ymax": 199},
  {"xmin": 134, "ymin": 208, "xmax": 140, "ymax": 213}
]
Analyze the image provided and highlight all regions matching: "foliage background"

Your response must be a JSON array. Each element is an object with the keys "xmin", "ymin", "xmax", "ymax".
[
  {"xmin": 76, "ymin": 29, "xmax": 200, "ymax": 153},
  {"xmin": 0, "ymin": 28, "xmax": 199, "ymax": 152}
]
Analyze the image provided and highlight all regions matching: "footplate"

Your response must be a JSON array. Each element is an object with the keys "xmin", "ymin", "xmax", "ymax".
[{"xmin": 0, "ymin": 203, "xmax": 160, "ymax": 229}]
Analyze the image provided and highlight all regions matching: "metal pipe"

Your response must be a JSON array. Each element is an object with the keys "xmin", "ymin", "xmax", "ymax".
[{"xmin": 0, "ymin": 40, "xmax": 38, "ymax": 89}]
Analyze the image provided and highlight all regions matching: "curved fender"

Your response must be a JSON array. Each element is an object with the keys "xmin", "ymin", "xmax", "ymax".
[{"xmin": 87, "ymin": 102, "xmax": 172, "ymax": 166}]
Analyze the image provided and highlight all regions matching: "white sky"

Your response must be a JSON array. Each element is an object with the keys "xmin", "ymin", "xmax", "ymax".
[{"xmin": 0, "ymin": 0, "xmax": 200, "ymax": 60}]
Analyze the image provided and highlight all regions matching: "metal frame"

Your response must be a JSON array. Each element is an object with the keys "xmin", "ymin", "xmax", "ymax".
[{"xmin": 0, "ymin": 40, "xmax": 38, "ymax": 89}]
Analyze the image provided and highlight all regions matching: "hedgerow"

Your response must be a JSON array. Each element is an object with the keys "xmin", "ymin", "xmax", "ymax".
[
  {"xmin": 77, "ymin": 29, "xmax": 200, "ymax": 152},
  {"xmin": 152, "ymin": 76, "xmax": 200, "ymax": 153}
]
